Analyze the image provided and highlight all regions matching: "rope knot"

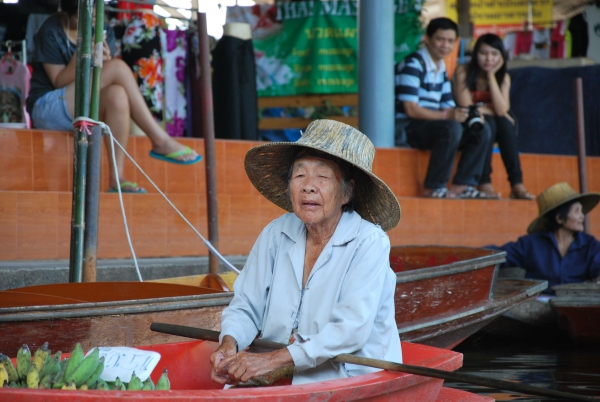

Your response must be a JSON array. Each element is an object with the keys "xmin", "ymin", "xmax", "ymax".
[{"xmin": 72, "ymin": 117, "xmax": 99, "ymax": 136}]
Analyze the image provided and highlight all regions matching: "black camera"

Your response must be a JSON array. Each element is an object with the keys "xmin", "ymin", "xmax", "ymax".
[{"xmin": 464, "ymin": 102, "xmax": 485, "ymax": 132}]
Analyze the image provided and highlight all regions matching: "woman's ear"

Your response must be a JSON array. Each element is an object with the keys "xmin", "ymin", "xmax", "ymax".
[{"xmin": 555, "ymin": 213, "xmax": 564, "ymax": 225}]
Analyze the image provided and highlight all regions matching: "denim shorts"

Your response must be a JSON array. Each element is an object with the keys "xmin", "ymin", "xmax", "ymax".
[{"xmin": 31, "ymin": 87, "xmax": 73, "ymax": 131}]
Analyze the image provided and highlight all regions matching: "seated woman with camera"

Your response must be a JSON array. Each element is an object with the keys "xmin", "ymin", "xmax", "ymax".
[{"xmin": 453, "ymin": 33, "xmax": 534, "ymax": 200}]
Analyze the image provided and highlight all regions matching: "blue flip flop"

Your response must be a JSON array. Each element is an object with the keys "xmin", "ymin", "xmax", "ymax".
[
  {"xmin": 149, "ymin": 146, "xmax": 202, "ymax": 165},
  {"xmin": 107, "ymin": 181, "xmax": 148, "ymax": 194}
]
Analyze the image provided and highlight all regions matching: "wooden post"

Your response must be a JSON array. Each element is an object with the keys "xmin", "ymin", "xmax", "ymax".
[
  {"xmin": 197, "ymin": 12, "xmax": 220, "ymax": 274},
  {"xmin": 574, "ymin": 78, "xmax": 589, "ymax": 233}
]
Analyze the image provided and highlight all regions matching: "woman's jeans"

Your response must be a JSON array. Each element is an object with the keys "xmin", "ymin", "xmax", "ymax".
[{"xmin": 480, "ymin": 114, "xmax": 523, "ymax": 187}]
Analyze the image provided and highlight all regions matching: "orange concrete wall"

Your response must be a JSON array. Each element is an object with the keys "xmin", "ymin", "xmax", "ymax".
[{"xmin": 1, "ymin": 128, "xmax": 600, "ymax": 260}]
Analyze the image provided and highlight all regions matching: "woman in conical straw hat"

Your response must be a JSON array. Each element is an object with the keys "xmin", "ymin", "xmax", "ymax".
[
  {"xmin": 492, "ymin": 182, "xmax": 600, "ymax": 290},
  {"xmin": 210, "ymin": 120, "xmax": 402, "ymax": 385}
]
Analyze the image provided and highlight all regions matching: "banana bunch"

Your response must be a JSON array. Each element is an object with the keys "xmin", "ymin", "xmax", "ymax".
[{"xmin": 1, "ymin": 342, "xmax": 170, "ymax": 391}]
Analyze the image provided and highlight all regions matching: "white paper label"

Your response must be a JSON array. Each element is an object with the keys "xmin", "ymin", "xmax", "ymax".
[{"xmin": 85, "ymin": 347, "xmax": 161, "ymax": 382}]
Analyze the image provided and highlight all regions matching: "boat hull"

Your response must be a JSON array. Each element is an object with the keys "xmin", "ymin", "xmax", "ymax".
[
  {"xmin": 0, "ymin": 246, "xmax": 545, "ymax": 353},
  {"xmin": 0, "ymin": 340, "xmax": 490, "ymax": 401},
  {"xmin": 551, "ymin": 283, "xmax": 600, "ymax": 345}
]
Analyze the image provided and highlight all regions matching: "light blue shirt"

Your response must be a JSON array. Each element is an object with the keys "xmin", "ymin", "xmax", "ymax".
[{"xmin": 220, "ymin": 211, "xmax": 403, "ymax": 384}]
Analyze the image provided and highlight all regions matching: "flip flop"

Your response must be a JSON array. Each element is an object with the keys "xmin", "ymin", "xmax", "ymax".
[
  {"xmin": 108, "ymin": 181, "xmax": 148, "ymax": 194},
  {"xmin": 424, "ymin": 188, "xmax": 456, "ymax": 199},
  {"xmin": 149, "ymin": 146, "xmax": 202, "ymax": 165},
  {"xmin": 456, "ymin": 186, "xmax": 490, "ymax": 199}
]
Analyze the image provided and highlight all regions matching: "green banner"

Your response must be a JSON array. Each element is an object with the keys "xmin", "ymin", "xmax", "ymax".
[{"xmin": 253, "ymin": 0, "xmax": 423, "ymax": 96}]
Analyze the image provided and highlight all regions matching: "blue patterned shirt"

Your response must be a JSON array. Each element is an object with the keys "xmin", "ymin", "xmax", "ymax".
[{"xmin": 394, "ymin": 47, "xmax": 455, "ymax": 120}]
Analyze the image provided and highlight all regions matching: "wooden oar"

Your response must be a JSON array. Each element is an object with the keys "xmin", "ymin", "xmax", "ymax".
[{"xmin": 150, "ymin": 322, "xmax": 599, "ymax": 402}]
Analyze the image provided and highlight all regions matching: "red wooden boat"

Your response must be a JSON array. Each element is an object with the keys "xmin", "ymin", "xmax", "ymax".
[
  {"xmin": 0, "ymin": 246, "xmax": 546, "ymax": 354},
  {"xmin": 0, "ymin": 339, "xmax": 492, "ymax": 401},
  {"xmin": 551, "ymin": 283, "xmax": 600, "ymax": 345}
]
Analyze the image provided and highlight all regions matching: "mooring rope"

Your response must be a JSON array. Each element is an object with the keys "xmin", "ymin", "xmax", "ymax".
[{"xmin": 72, "ymin": 116, "xmax": 241, "ymax": 281}]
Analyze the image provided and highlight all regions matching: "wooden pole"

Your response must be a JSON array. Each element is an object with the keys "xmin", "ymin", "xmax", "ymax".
[
  {"xmin": 82, "ymin": 0, "xmax": 105, "ymax": 282},
  {"xmin": 69, "ymin": 0, "xmax": 94, "ymax": 282},
  {"xmin": 150, "ymin": 323, "xmax": 599, "ymax": 402},
  {"xmin": 574, "ymin": 78, "xmax": 589, "ymax": 233},
  {"xmin": 197, "ymin": 12, "xmax": 220, "ymax": 274}
]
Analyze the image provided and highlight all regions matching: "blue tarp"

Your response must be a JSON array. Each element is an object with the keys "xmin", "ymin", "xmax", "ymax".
[{"xmin": 509, "ymin": 65, "xmax": 600, "ymax": 156}]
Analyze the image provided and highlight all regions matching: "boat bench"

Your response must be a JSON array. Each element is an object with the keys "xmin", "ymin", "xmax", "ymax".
[{"xmin": 258, "ymin": 93, "xmax": 358, "ymax": 130}]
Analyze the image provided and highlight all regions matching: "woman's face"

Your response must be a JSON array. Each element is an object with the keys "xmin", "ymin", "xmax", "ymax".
[
  {"xmin": 477, "ymin": 43, "xmax": 503, "ymax": 72},
  {"xmin": 289, "ymin": 156, "xmax": 349, "ymax": 230},
  {"xmin": 558, "ymin": 202, "xmax": 585, "ymax": 233}
]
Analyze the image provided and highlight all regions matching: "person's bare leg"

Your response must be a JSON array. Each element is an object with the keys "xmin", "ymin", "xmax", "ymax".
[
  {"xmin": 99, "ymin": 84, "xmax": 145, "ymax": 191},
  {"xmin": 99, "ymin": 59, "xmax": 197, "ymax": 161}
]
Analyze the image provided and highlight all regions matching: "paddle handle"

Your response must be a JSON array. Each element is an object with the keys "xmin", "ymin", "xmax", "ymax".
[{"xmin": 150, "ymin": 323, "xmax": 598, "ymax": 402}]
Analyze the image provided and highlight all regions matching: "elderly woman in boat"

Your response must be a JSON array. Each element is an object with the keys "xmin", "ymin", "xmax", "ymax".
[
  {"xmin": 492, "ymin": 182, "xmax": 600, "ymax": 288},
  {"xmin": 209, "ymin": 120, "xmax": 403, "ymax": 385}
]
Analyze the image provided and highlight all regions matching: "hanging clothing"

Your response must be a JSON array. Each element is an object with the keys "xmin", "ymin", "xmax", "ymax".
[
  {"xmin": 551, "ymin": 20, "xmax": 567, "ymax": 59},
  {"xmin": 0, "ymin": 56, "xmax": 31, "ymax": 127},
  {"xmin": 532, "ymin": 28, "xmax": 551, "ymax": 59},
  {"xmin": 161, "ymin": 29, "xmax": 187, "ymax": 137},
  {"xmin": 117, "ymin": 12, "xmax": 164, "ymax": 121},
  {"xmin": 585, "ymin": 5, "xmax": 600, "ymax": 63},
  {"xmin": 568, "ymin": 13, "xmax": 588, "ymax": 58},
  {"xmin": 211, "ymin": 35, "xmax": 258, "ymax": 140}
]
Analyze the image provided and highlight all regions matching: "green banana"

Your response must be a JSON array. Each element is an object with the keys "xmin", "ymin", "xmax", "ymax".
[
  {"xmin": 141, "ymin": 377, "xmax": 155, "ymax": 390},
  {"xmin": 38, "ymin": 374, "xmax": 52, "ymax": 389},
  {"xmin": 63, "ymin": 343, "xmax": 84, "ymax": 382},
  {"xmin": 0, "ymin": 354, "xmax": 19, "ymax": 383},
  {"xmin": 8, "ymin": 381, "xmax": 19, "ymax": 388},
  {"xmin": 16, "ymin": 344, "xmax": 31, "ymax": 381},
  {"xmin": 32, "ymin": 342, "xmax": 50, "ymax": 371},
  {"xmin": 26, "ymin": 365, "xmax": 40, "ymax": 389},
  {"xmin": 51, "ymin": 357, "xmax": 69, "ymax": 389},
  {"xmin": 65, "ymin": 347, "xmax": 99, "ymax": 387},
  {"xmin": 96, "ymin": 379, "xmax": 110, "ymax": 390},
  {"xmin": 40, "ymin": 351, "xmax": 61, "ymax": 378},
  {"xmin": 127, "ymin": 372, "xmax": 142, "ymax": 391},
  {"xmin": 155, "ymin": 369, "xmax": 170, "ymax": 390},
  {"xmin": 84, "ymin": 355, "xmax": 104, "ymax": 387},
  {"xmin": 114, "ymin": 377, "xmax": 126, "ymax": 391}
]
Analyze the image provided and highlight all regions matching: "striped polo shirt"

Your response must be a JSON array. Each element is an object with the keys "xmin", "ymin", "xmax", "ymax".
[{"xmin": 394, "ymin": 47, "xmax": 455, "ymax": 120}]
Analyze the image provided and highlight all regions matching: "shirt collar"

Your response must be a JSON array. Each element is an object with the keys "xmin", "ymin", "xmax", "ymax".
[
  {"xmin": 541, "ymin": 230, "xmax": 590, "ymax": 251},
  {"xmin": 419, "ymin": 47, "xmax": 446, "ymax": 74},
  {"xmin": 282, "ymin": 211, "xmax": 361, "ymax": 246}
]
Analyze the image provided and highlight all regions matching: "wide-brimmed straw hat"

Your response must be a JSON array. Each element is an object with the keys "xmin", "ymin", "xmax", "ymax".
[
  {"xmin": 244, "ymin": 119, "xmax": 401, "ymax": 231},
  {"xmin": 527, "ymin": 182, "xmax": 600, "ymax": 233}
]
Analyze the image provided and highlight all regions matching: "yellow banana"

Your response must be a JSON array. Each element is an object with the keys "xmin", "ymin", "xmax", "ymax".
[
  {"xmin": 61, "ymin": 380, "xmax": 77, "ymax": 390},
  {"xmin": 84, "ymin": 355, "xmax": 104, "ymax": 387},
  {"xmin": 155, "ymin": 369, "xmax": 170, "ymax": 390},
  {"xmin": 0, "ymin": 353, "xmax": 19, "ymax": 383},
  {"xmin": 79, "ymin": 383, "xmax": 88, "ymax": 390},
  {"xmin": 66, "ymin": 347, "xmax": 99, "ymax": 387},
  {"xmin": 0, "ymin": 364, "xmax": 8, "ymax": 387},
  {"xmin": 26, "ymin": 365, "xmax": 40, "ymax": 389},
  {"xmin": 141, "ymin": 377, "xmax": 155, "ymax": 390},
  {"xmin": 127, "ymin": 372, "xmax": 142, "ymax": 391},
  {"xmin": 63, "ymin": 343, "xmax": 83, "ymax": 382},
  {"xmin": 32, "ymin": 342, "xmax": 50, "ymax": 371},
  {"xmin": 16, "ymin": 344, "xmax": 31, "ymax": 381}
]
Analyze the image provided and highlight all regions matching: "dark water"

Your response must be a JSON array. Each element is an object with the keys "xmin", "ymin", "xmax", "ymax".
[{"xmin": 445, "ymin": 332, "xmax": 600, "ymax": 401}]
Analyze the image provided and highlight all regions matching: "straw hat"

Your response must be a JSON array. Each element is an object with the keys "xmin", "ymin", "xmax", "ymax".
[
  {"xmin": 244, "ymin": 119, "xmax": 401, "ymax": 232},
  {"xmin": 527, "ymin": 182, "xmax": 600, "ymax": 233}
]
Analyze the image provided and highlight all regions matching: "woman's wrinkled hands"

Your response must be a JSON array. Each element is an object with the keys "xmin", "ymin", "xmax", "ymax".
[
  {"xmin": 210, "ymin": 341, "xmax": 294, "ymax": 385},
  {"xmin": 209, "ymin": 335, "xmax": 238, "ymax": 384}
]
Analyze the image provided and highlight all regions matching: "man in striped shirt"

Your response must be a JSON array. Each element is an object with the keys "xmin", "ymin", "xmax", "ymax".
[{"xmin": 395, "ymin": 18, "xmax": 492, "ymax": 199}]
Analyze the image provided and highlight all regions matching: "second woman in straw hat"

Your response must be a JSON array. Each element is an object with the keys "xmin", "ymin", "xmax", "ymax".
[
  {"xmin": 209, "ymin": 120, "xmax": 402, "ymax": 386},
  {"xmin": 490, "ymin": 182, "xmax": 600, "ymax": 290}
]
